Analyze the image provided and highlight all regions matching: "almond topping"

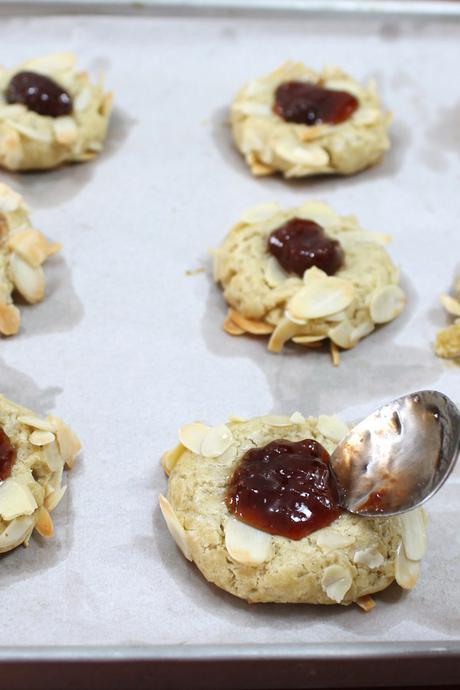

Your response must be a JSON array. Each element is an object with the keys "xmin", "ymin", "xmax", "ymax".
[
  {"xmin": 161, "ymin": 443, "xmax": 185, "ymax": 476},
  {"xmin": 0, "ymin": 515, "xmax": 34, "ymax": 553},
  {"xmin": 223, "ymin": 314, "xmax": 245, "ymax": 336},
  {"xmin": 369, "ymin": 285, "xmax": 405, "ymax": 324},
  {"xmin": 317, "ymin": 415, "xmax": 349, "ymax": 443},
  {"xmin": 399, "ymin": 508, "xmax": 427, "ymax": 561},
  {"xmin": 224, "ymin": 516, "xmax": 273, "ymax": 565},
  {"xmin": 316, "ymin": 529, "xmax": 355, "ymax": 551},
  {"xmin": 356, "ymin": 595, "xmax": 376, "ymax": 612},
  {"xmin": 289, "ymin": 411, "xmax": 305, "ymax": 424},
  {"xmin": 395, "ymin": 542, "xmax": 420, "ymax": 590},
  {"xmin": 287, "ymin": 274, "xmax": 354, "ymax": 321},
  {"xmin": 9, "ymin": 252, "xmax": 45, "ymax": 304},
  {"xmin": 353, "ymin": 547, "xmax": 384, "ymax": 569},
  {"xmin": 159, "ymin": 495, "xmax": 192, "ymax": 561},
  {"xmin": 0, "ymin": 303, "xmax": 20, "ymax": 336},
  {"xmin": 201, "ymin": 424, "xmax": 234, "ymax": 458},
  {"xmin": 44, "ymin": 485, "xmax": 67, "ymax": 512},
  {"xmin": 29, "ymin": 430, "xmax": 55, "ymax": 446},
  {"xmin": 178, "ymin": 422, "xmax": 210, "ymax": 454},
  {"xmin": 7, "ymin": 229, "xmax": 61, "ymax": 267},
  {"xmin": 0, "ymin": 478, "xmax": 37, "ymax": 520},
  {"xmin": 264, "ymin": 256, "xmax": 290, "ymax": 288},
  {"xmin": 34, "ymin": 506, "xmax": 54, "ymax": 537},
  {"xmin": 321, "ymin": 564, "xmax": 352, "ymax": 603},
  {"xmin": 440, "ymin": 294, "xmax": 460, "ymax": 317},
  {"xmin": 229, "ymin": 308, "xmax": 274, "ymax": 335},
  {"xmin": 18, "ymin": 415, "xmax": 54, "ymax": 432}
]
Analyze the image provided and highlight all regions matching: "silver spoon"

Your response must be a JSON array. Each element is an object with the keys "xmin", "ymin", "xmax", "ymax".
[{"xmin": 330, "ymin": 390, "xmax": 460, "ymax": 516}]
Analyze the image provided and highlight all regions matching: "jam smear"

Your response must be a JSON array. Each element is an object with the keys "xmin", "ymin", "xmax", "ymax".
[
  {"xmin": 274, "ymin": 81, "xmax": 358, "ymax": 126},
  {"xmin": 226, "ymin": 439, "xmax": 342, "ymax": 540},
  {"xmin": 268, "ymin": 217, "xmax": 344, "ymax": 277},
  {"xmin": 0, "ymin": 427, "xmax": 16, "ymax": 481},
  {"xmin": 6, "ymin": 71, "xmax": 73, "ymax": 117}
]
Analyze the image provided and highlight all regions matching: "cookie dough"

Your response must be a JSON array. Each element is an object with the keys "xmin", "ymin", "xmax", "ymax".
[
  {"xmin": 160, "ymin": 413, "xmax": 426, "ymax": 606},
  {"xmin": 213, "ymin": 200, "xmax": 405, "ymax": 364},
  {"xmin": 0, "ymin": 393, "xmax": 80, "ymax": 554},
  {"xmin": 231, "ymin": 61, "xmax": 390, "ymax": 178},
  {"xmin": 0, "ymin": 183, "xmax": 60, "ymax": 336},
  {"xmin": 435, "ymin": 277, "xmax": 460, "ymax": 360},
  {"xmin": 0, "ymin": 52, "xmax": 112, "ymax": 171}
]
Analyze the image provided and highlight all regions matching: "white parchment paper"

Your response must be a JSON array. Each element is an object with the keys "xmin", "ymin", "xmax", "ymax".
[{"xmin": 0, "ymin": 10, "xmax": 459, "ymax": 647}]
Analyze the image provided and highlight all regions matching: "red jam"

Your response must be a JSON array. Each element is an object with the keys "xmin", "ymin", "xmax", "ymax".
[
  {"xmin": 6, "ymin": 71, "xmax": 73, "ymax": 117},
  {"xmin": 226, "ymin": 439, "xmax": 342, "ymax": 540},
  {"xmin": 268, "ymin": 218, "xmax": 344, "ymax": 277},
  {"xmin": 274, "ymin": 81, "xmax": 358, "ymax": 126},
  {"xmin": 0, "ymin": 428, "xmax": 16, "ymax": 481}
]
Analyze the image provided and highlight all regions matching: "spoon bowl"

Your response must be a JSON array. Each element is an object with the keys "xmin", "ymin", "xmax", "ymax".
[{"xmin": 330, "ymin": 390, "xmax": 460, "ymax": 516}]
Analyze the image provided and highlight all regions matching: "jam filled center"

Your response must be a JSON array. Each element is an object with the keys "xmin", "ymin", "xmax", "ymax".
[
  {"xmin": 6, "ymin": 71, "xmax": 73, "ymax": 118},
  {"xmin": 226, "ymin": 439, "xmax": 342, "ymax": 540},
  {"xmin": 0, "ymin": 427, "xmax": 17, "ymax": 481},
  {"xmin": 274, "ymin": 80, "xmax": 358, "ymax": 126},
  {"xmin": 268, "ymin": 217, "xmax": 344, "ymax": 277}
]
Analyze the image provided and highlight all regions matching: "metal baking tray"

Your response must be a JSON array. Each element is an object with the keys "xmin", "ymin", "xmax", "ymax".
[{"xmin": 0, "ymin": 1, "xmax": 459, "ymax": 688}]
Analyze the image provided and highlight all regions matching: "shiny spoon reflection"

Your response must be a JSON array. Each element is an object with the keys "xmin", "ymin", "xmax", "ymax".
[{"xmin": 330, "ymin": 390, "xmax": 460, "ymax": 516}]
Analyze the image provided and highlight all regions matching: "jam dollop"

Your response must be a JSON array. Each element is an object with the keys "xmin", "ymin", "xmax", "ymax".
[
  {"xmin": 6, "ymin": 71, "xmax": 73, "ymax": 117},
  {"xmin": 0, "ymin": 427, "xmax": 16, "ymax": 481},
  {"xmin": 268, "ymin": 217, "xmax": 344, "ymax": 277},
  {"xmin": 226, "ymin": 439, "xmax": 342, "ymax": 540},
  {"xmin": 274, "ymin": 81, "xmax": 358, "ymax": 126}
]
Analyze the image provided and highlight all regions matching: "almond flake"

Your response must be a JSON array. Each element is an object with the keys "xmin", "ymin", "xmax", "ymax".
[
  {"xmin": 239, "ymin": 202, "xmax": 281, "ymax": 225},
  {"xmin": 274, "ymin": 140, "xmax": 329, "ymax": 167},
  {"xmin": 159, "ymin": 495, "xmax": 192, "ymax": 561},
  {"xmin": 268, "ymin": 318, "xmax": 301, "ymax": 352},
  {"xmin": 8, "ymin": 229, "xmax": 60, "ymax": 267},
  {"xmin": 161, "ymin": 443, "xmax": 185, "ymax": 476},
  {"xmin": 263, "ymin": 415, "xmax": 292, "ymax": 427},
  {"xmin": 0, "ymin": 478, "xmax": 37, "ymax": 520},
  {"xmin": 179, "ymin": 422, "xmax": 210, "ymax": 454},
  {"xmin": 353, "ymin": 547, "xmax": 384, "ymax": 569},
  {"xmin": 48, "ymin": 416, "xmax": 81, "ymax": 468},
  {"xmin": 317, "ymin": 415, "xmax": 348, "ymax": 442},
  {"xmin": 328, "ymin": 319, "xmax": 353, "ymax": 349},
  {"xmin": 9, "ymin": 252, "xmax": 45, "ymax": 304},
  {"xmin": 53, "ymin": 117, "xmax": 78, "ymax": 145},
  {"xmin": 201, "ymin": 424, "xmax": 234, "ymax": 458},
  {"xmin": 330, "ymin": 341, "xmax": 340, "ymax": 367},
  {"xmin": 264, "ymin": 256, "xmax": 290, "ymax": 288},
  {"xmin": 0, "ymin": 183, "xmax": 24, "ymax": 212},
  {"xmin": 0, "ymin": 303, "xmax": 20, "ymax": 336},
  {"xmin": 395, "ymin": 542, "xmax": 420, "ymax": 590},
  {"xmin": 228, "ymin": 308, "xmax": 274, "ymax": 335},
  {"xmin": 18, "ymin": 415, "xmax": 54, "ymax": 432},
  {"xmin": 287, "ymin": 276, "xmax": 354, "ymax": 321},
  {"xmin": 321, "ymin": 564, "xmax": 352, "ymax": 603},
  {"xmin": 74, "ymin": 87, "xmax": 92, "ymax": 112},
  {"xmin": 356, "ymin": 595, "xmax": 376, "ymax": 612},
  {"xmin": 399, "ymin": 508, "xmax": 427, "ymax": 561},
  {"xmin": 289, "ymin": 411, "xmax": 305, "ymax": 424},
  {"xmin": 292, "ymin": 335, "xmax": 326, "ymax": 345},
  {"xmin": 223, "ymin": 315, "xmax": 245, "ymax": 336},
  {"xmin": 44, "ymin": 485, "xmax": 67, "ymax": 512},
  {"xmin": 316, "ymin": 529, "xmax": 355, "ymax": 551},
  {"xmin": 29, "ymin": 430, "xmax": 55, "ymax": 446},
  {"xmin": 369, "ymin": 285, "xmax": 405, "ymax": 324},
  {"xmin": 440, "ymin": 294, "xmax": 460, "ymax": 317},
  {"xmin": 34, "ymin": 506, "xmax": 54, "ymax": 537},
  {"xmin": 224, "ymin": 516, "xmax": 272, "ymax": 565},
  {"xmin": 0, "ymin": 515, "xmax": 34, "ymax": 553}
]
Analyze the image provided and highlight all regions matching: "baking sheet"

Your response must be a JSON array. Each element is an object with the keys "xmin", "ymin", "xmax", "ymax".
[{"xmin": 0, "ymin": 5, "xmax": 459, "ymax": 655}]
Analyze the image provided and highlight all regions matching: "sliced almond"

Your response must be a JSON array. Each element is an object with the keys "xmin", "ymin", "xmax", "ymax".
[
  {"xmin": 34, "ymin": 506, "xmax": 54, "ymax": 537},
  {"xmin": 0, "ymin": 515, "xmax": 34, "ymax": 553},
  {"xmin": 395, "ymin": 542, "xmax": 420, "ymax": 589},
  {"xmin": 0, "ymin": 478, "xmax": 37, "ymax": 520},
  {"xmin": 274, "ymin": 140, "xmax": 329, "ymax": 167},
  {"xmin": 317, "ymin": 415, "xmax": 349, "ymax": 443},
  {"xmin": 399, "ymin": 508, "xmax": 427, "ymax": 561},
  {"xmin": 440, "ymin": 294, "xmax": 460, "ymax": 317},
  {"xmin": 224, "ymin": 516, "xmax": 272, "ymax": 565},
  {"xmin": 48, "ymin": 416, "xmax": 81, "ymax": 468},
  {"xmin": 369, "ymin": 285, "xmax": 405, "ymax": 324},
  {"xmin": 74, "ymin": 86, "xmax": 92, "ymax": 112},
  {"xmin": 8, "ymin": 229, "xmax": 61, "ymax": 267},
  {"xmin": 356, "ymin": 594, "xmax": 376, "ymax": 612},
  {"xmin": 223, "ymin": 315, "xmax": 245, "ymax": 336},
  {"xmin": 53, "ymin": 116, "xmax": 78, "ymax": 145},
  {"xmin": 239, "ymin": 202, "xmax": 281, "ymax": 224},
  {"xmin": 264, "ymin": 256, "xmax": 290, "ymax": 288},
  {"xmin": 201, "ymin": 424, "xmax": 234, "ymax": 458},
  {"xmin": 228, "ymin": 308, "xmax": 274, "ymax": 335},
  {"xmin": 161, "ymin": 442, "xmax": 185, "ymax": 476},
  {"xmin": 44, "ymin": 485, "xmax": 67, "ymax": 512},
  {"xmin": 9, "ymin": 252, "xmax": 45, "ymax": 304},
  {"xmin": 19, "ymin": 415, "xmax": 55, "ymax": 432},
  {"xmin": 287, "ymin": 277, "xmax": 354, "ymax": 321},
  {"xmin": 4, "ymin": 118, "xmax": 53, "ymax": 143},
  {"xmin": 159, "ymin": 494, "xmax": 192, "ymax": 561},
  {"xmin": 179, "ymin": 422, "xmax": 210, "ymax": 454},
  {"xmin": 0, "ymin": 183, "xmax": 25, "ymax": 212},
  {"xmin": 330, "ymin": 341, "xmax": 340, "ymax": 367},
  {"xmin": 321, "ymin": 564, "xmax": 352, "ymax": 603},
  {"xmin": 29, "ymin": 430, "xmax": 55, "ymax": 446},
  {"xmin": 289, "ymin": 411, "xmax": 305, "ymax": 424},
  {"xmin": 263, "ymin": 415, "xmax": 292, "ymax": 427},
  {"xmin": 351, "ymin": 320, "xmax": 375, "ymax": 342},
  {"xmin": 292, "ymin": 335, "xmax": 326, "ymax": 345},
  {"xmin": 268, "ymin": 317, "xmax": 300, "ymax": 352},
  {"xmin": 328, "ymin": 319, "xmax": 354, "ymax": 349},
  {"xmin": 353, "ymin": 547, "xmax": 384, "ymax": 569},
  {"xmin": 0, "ymin": 303, "xmax": 20, "ymax": 336},
  {"xmin": 316, "ymin": 529, "xmax": 355, "ymax": 551}
]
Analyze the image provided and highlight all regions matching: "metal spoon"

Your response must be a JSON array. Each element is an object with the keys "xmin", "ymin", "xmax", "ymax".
[{"xmin": 330, "ymin": 390, "xmax": 460, "ymax": 517}]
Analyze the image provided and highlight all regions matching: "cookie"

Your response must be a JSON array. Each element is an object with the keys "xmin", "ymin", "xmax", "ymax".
[
  {"xmin": 160, "ymin": 413, "xmax": 426, "ymax": 606},
  {"xmin": 231, "ymin": 61, "xmax": 390, "ymax": 178},
  {"xmin": 0, "ymin": 52, "xmax": 112, "ymax": 171},
  {"xmin": 0, "ymin": 393, "xmax": 80, "ymax": 554},
  {"xmin": 213, "ymin": 200, "xmax": 405, "ymax": 364},
  {"xmin": 0, "ymin": 183, "xmax": 60, "ymax": 336}
]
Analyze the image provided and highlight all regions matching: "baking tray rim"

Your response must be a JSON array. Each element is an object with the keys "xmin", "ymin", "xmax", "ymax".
[{"xmin": 0, "ymin": 0, "xmax": 459, "ymax": 672}]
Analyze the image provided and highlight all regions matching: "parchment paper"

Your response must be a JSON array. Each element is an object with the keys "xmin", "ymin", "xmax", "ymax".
[{"xmin": 0, "ymin": 10, "xmax": 459, "ymax": 647}]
